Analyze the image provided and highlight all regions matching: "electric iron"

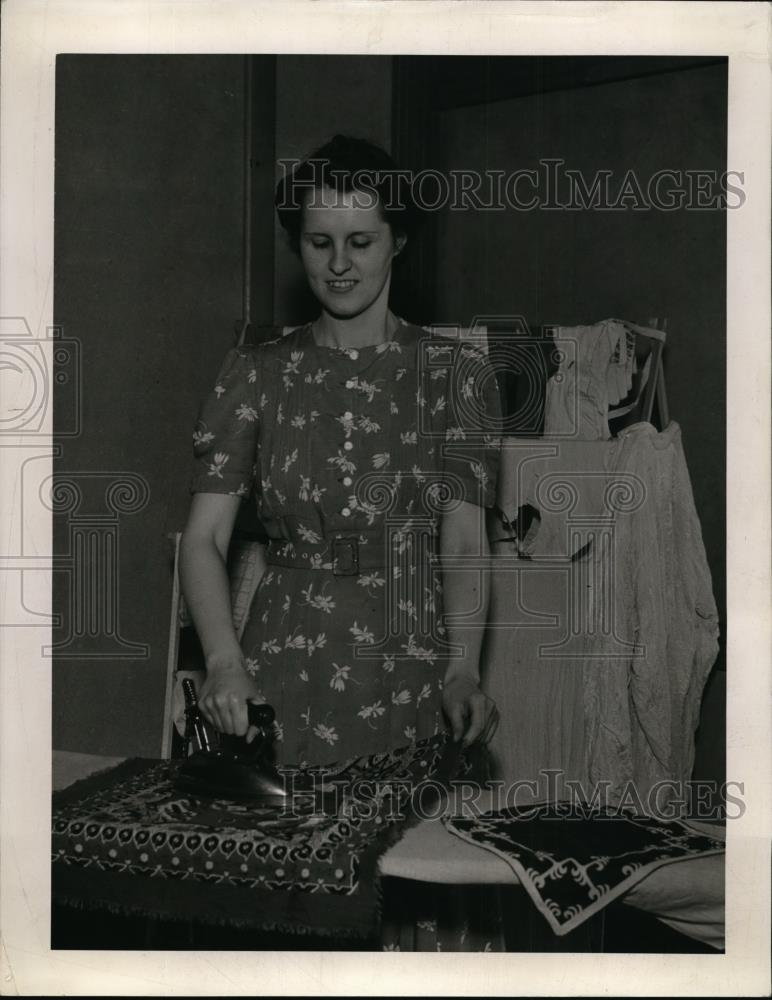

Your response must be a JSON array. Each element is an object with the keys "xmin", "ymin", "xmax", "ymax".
[{"xmin": 175, "ymin": 678, "xmax": 288, "ymax": 805}]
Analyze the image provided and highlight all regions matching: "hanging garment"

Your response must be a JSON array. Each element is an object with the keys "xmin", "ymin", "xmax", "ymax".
[
  {"xmin": 544, "ymin": 319, "xmax": 637, "ymax": 440},
  {"xmin": 582, "ymin": 421, "xmax": 720, "ymax": 803},
  {"xmin": 484, "ymin": 421, "xmax": 719, "ymax": 810},
  {"xmin": 484, "ymin": 438, "xmax": 614, "ymax": 802}
]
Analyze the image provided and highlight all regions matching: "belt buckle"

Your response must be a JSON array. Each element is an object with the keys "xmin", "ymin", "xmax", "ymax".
[{"xmin": 331, "ymin": 536, "xmax": 359, "ymax": 576}]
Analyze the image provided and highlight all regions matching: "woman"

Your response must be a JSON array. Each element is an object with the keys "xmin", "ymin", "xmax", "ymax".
[{"xmin": 180, "ymin": 135, "xmax": 501, "ymax": 767}]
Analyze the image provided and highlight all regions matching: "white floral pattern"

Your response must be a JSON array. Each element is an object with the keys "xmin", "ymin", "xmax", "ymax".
[{"xmin": 190, "ymin": 319, "xmax": 500, "ymax": 765}]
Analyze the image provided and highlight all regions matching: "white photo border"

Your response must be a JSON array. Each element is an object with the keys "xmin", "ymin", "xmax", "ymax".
[{"xmin": 0, "ymin": 1, "xmax": 769, "ymax": 995}]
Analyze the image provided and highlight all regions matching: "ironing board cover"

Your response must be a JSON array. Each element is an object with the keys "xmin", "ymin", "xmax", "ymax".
[{"xmin": 52, "ymin": 732, "xmax": 460, "ymax": 939}]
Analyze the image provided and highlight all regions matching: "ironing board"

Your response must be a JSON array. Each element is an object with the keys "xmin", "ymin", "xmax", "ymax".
[{"xmin": 52, "ymin": 750, "xmax": 725, "ymax": 950}]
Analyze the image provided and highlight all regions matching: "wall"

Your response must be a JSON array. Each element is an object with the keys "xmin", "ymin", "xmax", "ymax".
[
  {"xmin": 53, "ymin": 56, "xmax": 251, "ymax": 754},
  {"xmin": 272, "ymin": 55, "xmax": 392, "ymax": 326}
]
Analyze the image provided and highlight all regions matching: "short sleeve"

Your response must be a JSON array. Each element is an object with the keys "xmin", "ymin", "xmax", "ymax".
[
  {"xmin": 188, "ymin": 347, "xmax": 260, "ymax": 498},
  {"xmin": 443, "ymin": 343, "xmax": 502, "ymax": 508}
]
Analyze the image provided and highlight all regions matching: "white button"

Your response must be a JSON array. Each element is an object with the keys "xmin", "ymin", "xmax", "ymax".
[
  {"xmin": 343, "ymin": 476, "xmax": 353, "ymax": 486},
  {"xmin": 343, "ymin": 411, "xmax": 353, "ymax": 420},
  {"xmin": 349, "ymin": 350, "xmax": 359, "ymax": 360},
  {"xmin": 343, "ymin": 441, "xmax": 354, "ymax": 451},
  {"xmin": 345, "ymin": 379, "xmax": 355, "ymax": 389},
  {"xmin": 341, "ymin": 507, "xmax": 351, "ymax": 517}
]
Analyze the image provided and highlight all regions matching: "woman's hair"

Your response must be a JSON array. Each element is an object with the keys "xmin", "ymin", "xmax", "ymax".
[{"xmin": 274, "ymin": 134, "xmax": 422, "ymax": 255}]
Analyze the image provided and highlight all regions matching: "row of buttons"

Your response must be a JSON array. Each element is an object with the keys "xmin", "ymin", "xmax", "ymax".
[
  {"xmin": 341, "ymin": 407, "xmax": 355, "ymax": 515},
  {"xmin": 342, "ymin": 410, "xmax": 354, "ymax": 453}
]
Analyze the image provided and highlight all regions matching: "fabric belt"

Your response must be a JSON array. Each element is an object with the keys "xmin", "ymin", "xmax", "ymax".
[{"xmin": 265, "ymin": 536, "xmax": 389, "ymax": 576}]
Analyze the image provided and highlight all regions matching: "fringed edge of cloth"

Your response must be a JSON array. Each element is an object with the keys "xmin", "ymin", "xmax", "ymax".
[{"xmin": 52, "ymin": 739, "xmax": 467, "ymax": 940}]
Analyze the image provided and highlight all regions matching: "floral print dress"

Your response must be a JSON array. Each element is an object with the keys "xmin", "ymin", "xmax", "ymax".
[{"xmin": 189, "ymin": 318, "xmax": 500, "ymax": 767}]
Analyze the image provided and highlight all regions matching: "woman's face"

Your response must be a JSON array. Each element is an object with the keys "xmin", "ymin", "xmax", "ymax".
[{"xmin": 299, "ymin": 186, "xmax": 404, "ymax": 319}]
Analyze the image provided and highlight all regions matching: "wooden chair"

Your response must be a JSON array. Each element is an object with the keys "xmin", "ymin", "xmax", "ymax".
[{"xmin": 606, "ymin": 317, "xmax": 670, "ymax": 434}]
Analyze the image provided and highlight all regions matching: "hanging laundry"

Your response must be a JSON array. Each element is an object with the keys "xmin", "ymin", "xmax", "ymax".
[
  {"xmin": 544, "ymin": 319, "xmax": 637, "ymax": 440},
  {"xmin": 582, "ymin": 422, "xmax": 720, "ymax": 803},
  {"xmin": 485, "ymin": 422, "xmax": 719, "ymax": 811}
]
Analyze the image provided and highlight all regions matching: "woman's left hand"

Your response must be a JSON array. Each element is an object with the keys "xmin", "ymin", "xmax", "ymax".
[{"xmin": 442, "ymin": 673, "xmax": 499, "ymax": 747}]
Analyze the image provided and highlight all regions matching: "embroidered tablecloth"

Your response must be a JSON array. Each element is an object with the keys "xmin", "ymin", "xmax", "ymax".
[{"xmin": 444, "ymin": 803, "xmax": 725, "ymax": 936}]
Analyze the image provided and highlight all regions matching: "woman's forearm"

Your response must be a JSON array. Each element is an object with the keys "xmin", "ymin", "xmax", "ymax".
[
  {"xmin": 440, "ymin": 519, "xmax": 490, "ymax": 683},
  {"xmin": 179, "ymin": 532, "xmax": 242, "ymax": 668},
  {"xmin": 438, "ymin": 504, "xmax": 499, "ymax": 745},
  {"xmin": 441, "ymin": 565, "xmax": 490, "ymax": 682}
]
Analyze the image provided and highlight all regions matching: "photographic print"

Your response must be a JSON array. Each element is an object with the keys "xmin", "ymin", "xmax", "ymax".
[{"xmin": 1, "ymin": 3, "xmax": 769, "ymax": 996}]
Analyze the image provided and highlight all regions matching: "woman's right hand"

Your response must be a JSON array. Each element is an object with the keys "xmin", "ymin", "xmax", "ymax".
[{"xmin": 198, "ymin": 653, "xmax": 263, "ymax": 742}]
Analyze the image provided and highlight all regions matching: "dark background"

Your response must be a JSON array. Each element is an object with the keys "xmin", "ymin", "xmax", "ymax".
[{"xmin": 53, "ymin": 55, "xmax": 726, "ymax": 789}]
